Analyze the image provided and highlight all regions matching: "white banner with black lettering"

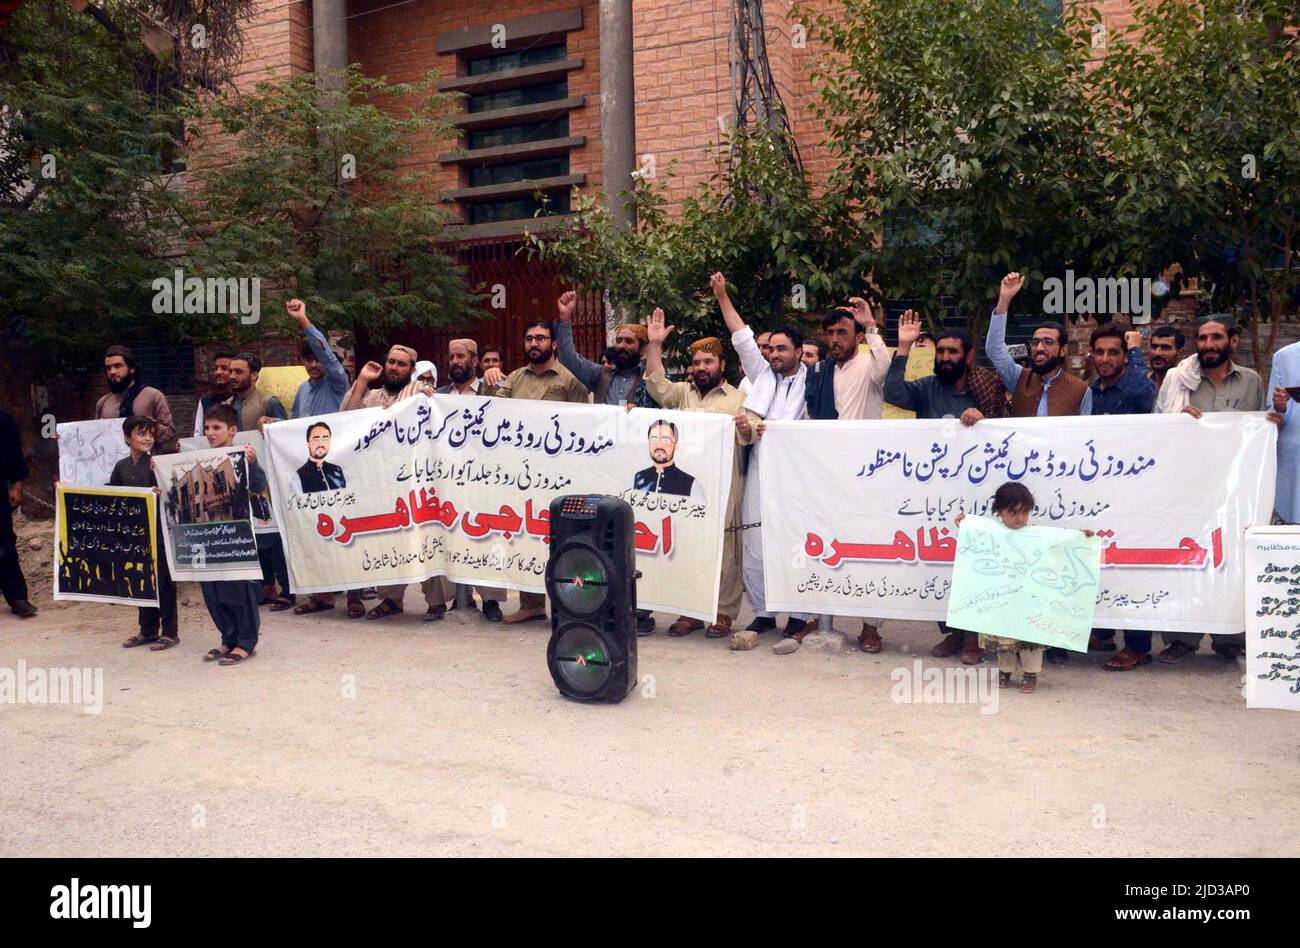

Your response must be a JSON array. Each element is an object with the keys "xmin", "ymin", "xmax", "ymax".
[
  {"xmin": 263, "ymin": 395, "xmax": 734, "ymax": 620},
  {"xmin": 761, "ymin": 414, "xmax": 1276, "ymax": 633}
]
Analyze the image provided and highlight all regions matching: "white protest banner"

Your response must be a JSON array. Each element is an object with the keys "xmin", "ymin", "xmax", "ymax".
[
  {"xmin": 1243, "ymin": 527, "xmax": 1300, "ymax": 711},
  {"xmin": 263, "ymin": 395, "xmax": 734, "ymax": 619},
  {"xmin": 152, "ymin": 447, "xmax": 264, "ymax": 582},
  {"xmin": 762, "ymin": 413, "xmax": 1276, "ymax": 633},
  {"xmin": 56, "ymin": 419, "xmax": 131, "ymax": 487},
  {"xmin": 53, "ymin": 485, "xmax": 159, "ymax": 607}
]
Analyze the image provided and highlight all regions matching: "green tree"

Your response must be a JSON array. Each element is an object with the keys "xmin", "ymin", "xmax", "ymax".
[
  {"xmin": 180, "ymin": 65, "xmax": 482, "ymax": 341},
  {"xmin": 802, "ymin": 0, "xmax": 1111, "ymax": 328},
  {"xmin": 1094, "ymin": 0, "xmax": 1300, "ymax": 364},
  {"xmin": 0, "ymin": 1, "xmax": 187, "ymax": 381},
  {"xmin": 526, "ymin": 126, "xmax": 870, "ymax": 364}
]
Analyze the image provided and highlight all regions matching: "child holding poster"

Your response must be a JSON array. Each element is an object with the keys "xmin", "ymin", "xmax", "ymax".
[
  {"xmin": 197, "ymin": 404, "xmax": 265, "ymax": 666},
  {"xmin": 953, "ymin": 482, "xmax": 1095, "ymax": 694},
  {"xmin": 110, "ymin": 416, "xmax": 179, "ymax": 651}
]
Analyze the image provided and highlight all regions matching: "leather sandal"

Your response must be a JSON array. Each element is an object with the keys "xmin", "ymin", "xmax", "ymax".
[
  {"xmin": 668, "ymin": 616, "xmax": 704, "ymax": 637},
  {"xmin": 858, "ymin": 623, "xmax": 883, "ymax": 653},
  {"xmin": 1105, "ymin": 648, "xmax": 1152, "ymax": 671},
  {"xmin": 704, "ymin": 614, "xmax": 733, "ymax": 638}
]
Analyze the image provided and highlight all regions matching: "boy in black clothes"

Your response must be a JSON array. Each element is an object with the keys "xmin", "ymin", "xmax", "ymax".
[
  {"xmin": 111, "ymin": 416, "xmax": 180, "ymax": 650},
  {"xmin": 192, "ymin": 405, "xmax": 266, "ymax": 665},
  {"xmin": 197, "ymin": 403, "xmax": 265, "ymax": 666}
]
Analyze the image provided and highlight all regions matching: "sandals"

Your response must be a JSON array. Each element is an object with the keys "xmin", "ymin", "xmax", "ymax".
[
  {"xmin": 365, "ymin": 598, "xmax": 404, "ymax": 620},
  {"xmin": 294, "ymin": 599, "xmax": 335, "ymax": 615},
  {"xmin": 269, "ymin": 596, "xmax": 295, "ymax": 612},
  {"xmin": 998, "ymin": 671, "xmax": 1012, "ymax": 689},
  {"xmin": 858, "ymin": 624, "xmax": 883, "ymax": 653},
  {"xmin": 1105, "ymin": 648, "xmax": 1152, "ymax": 671},
  {"xmin": 122, "ymin": 635, "xmax": 158, "ymax": 649},
  {"xmin": 704, "ymin": 615, "xmax": 734, "ymax": 638},
  {"xmin": 347, "ymin": 599, "xmax": 367, "ymax": 619},
  {"xmin": 1020, "ymin": 672, "xmax": 1038, "ymax": 694},
  {"xmin": 668, "ymin": 616, "xmax": 705, "ymax": 637},
  {"xmin": 203, "ymin": 647, "xmax": 230, "ymax": 662},
  {"xmin": 1158, "ymin": 641, "xmax": 1195, "ymax": 664},
  {"xmin": 148, "ymin": 636, "xmax": 179, "ymax": 651},
  {"xmin": 218, "ymin": 649, "xmax": 255, "ymax": 666}
]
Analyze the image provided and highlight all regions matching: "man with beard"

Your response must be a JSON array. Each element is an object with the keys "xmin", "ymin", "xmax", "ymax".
[
  {"xmin": 1147, "ymin": 325, "xmax": 1185, "ymax": 391},
  {"xmin": 804, "ymin": 295, "xmax": 891, "ymax": 653},
  {"xmin": 340, "ymin": 344, "xmax": 433, "ymax": 411},
  {"xmin": 286, "ymin": 299, "xmax": 348, "ymax": 418},
  {"xmin": 95, "ymin": 345, "xmax": 178, "ymax": 453},
  {"xmin": 438, "ymin": 339, "xmax": 488, "ymax": 396},
  {"xmin": 986, "ymin": 272, "xmax": 1091, "ymax": 665},
  {"xmin": 333, "ymin": 344, "xmax": 435, "ymax": 620},
  {"xmin": 225, "ymin": 352, "xmax": 288, "ymax": 434},
  {"xmin": 709, "ymin": 271, "xmax": 813, "ymax": 646},
  {"xmin": 435, "ymin": 338, "xmax": 507, "ymax": 622},
  {"xmin": 1155, "ymin": 314, "xmax": 1270, "ymax": 666},
  {"xmin": 644, "ymin": 308, "xmax": 754, "ymax": 639},
  {"xmin": 193, "ymin": 346, "xmax": 235, "ymax": 437},
  {"xmin": 986, "ymin": 272, "xmax": 1093, "ymax": 418},
  {"xmin": 554, "ymin": 290, "xmax": 657, "ymax": 409},
  {"xmin": 484, "ymin": 321, "xmax": 590, "ymax": 624},
  {"xmin": 223, "ymin": 353, "xmax": 291, "ymax": 608},
  {"xmin": 885, "ymin": 309, "xmax": 1008, "ymax": 664},
  {"xmin": 296, "ymin": 422, "xmax": 346, "ymax": 492}
]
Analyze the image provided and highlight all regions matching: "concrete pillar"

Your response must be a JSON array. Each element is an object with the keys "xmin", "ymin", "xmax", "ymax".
[
  {"xmin": 312, "ymin": 0, "xmax": 348, "ymax": 104},
  {"xmin": 599, "ymin": 0, "xmax": 636, "ymax": 232}
]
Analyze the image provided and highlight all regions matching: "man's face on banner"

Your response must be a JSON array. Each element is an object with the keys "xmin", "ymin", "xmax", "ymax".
[
  {"xmin": 648, "ymin": 423, "xmax": 677, "ymax": 467},
  {"xmin": 308, "ymin": 425, "xmax": 331, "ymax": 461}
]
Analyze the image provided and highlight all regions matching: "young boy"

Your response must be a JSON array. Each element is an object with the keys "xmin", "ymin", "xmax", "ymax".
[
  {"xmin": 954, "ymin": 482, "xmax": 1094, "ymax": 694},
  {"xmin": 111, "ymin": 416, "xmax": 179, "ymax": 651},
  {"xmin": 198, "ymin": 403, "xmax": 265, "ymax": 666}
]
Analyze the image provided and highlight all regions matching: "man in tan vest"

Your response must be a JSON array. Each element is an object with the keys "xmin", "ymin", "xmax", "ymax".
[
  {"xmin": 985, "ymin": 272, "xmax": 1093, "ymax": 418},
  {"xmin": 981, "ymin": 273, "xmax": 1092, "ymax": 666}
]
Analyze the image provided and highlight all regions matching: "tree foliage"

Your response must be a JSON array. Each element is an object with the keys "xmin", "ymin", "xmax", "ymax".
[
  {"xmin": 526, "ymin": 126, "xmax": 870, "ymax": 359},
  {"xmin": 180, "ymin": 65, "xmax": 483, "ymax": 342},
  {"xmin": 1094, "ymin": 0, "xmax": 1300, "ymax": 362}
]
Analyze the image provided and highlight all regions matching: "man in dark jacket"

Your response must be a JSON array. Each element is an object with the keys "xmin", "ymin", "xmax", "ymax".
[{"xmin": 0, "ymin": 408, "xmax": 36, "ymax": 618}]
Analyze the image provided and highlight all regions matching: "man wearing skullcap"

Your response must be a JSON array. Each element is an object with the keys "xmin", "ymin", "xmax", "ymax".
[
  {"xmin": 431, "ymin": 338, "xmax": 508, "ymax": 621},
  {"xmin": 332, "ymin": 342, "xmax": 436, "ymax": 620},
  {"xmin": 94, "ymin": 344, "xmax": 178, "ymax": 453},
  {"xmin": 644, "ymin": 308, "xmax": 755, "ymax": 639},
  {"xmin": 340, "ymin": 344, "xmax": 432, "ymax": 411},
  {"xmin": 553, "ymin": 290, "xmax": 657, "ymax": 410}
]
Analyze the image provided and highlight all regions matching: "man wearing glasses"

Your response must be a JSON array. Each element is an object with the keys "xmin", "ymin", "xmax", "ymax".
[
  {"xmin": 483, "ymin": 320, "xmax": 591, "ymax": 623},
  {"xmin": 984, "ymin": 271, "xmax": 1092, "ymax": 418},
  {"xmin": 980, "ymin": 272, "xmax": 1092, "ymax": 666}
]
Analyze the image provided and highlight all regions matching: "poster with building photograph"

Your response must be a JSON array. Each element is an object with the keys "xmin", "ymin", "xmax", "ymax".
[{"xmin": 151, "ymin": 447, "xmax": 263, "ymax": 582}]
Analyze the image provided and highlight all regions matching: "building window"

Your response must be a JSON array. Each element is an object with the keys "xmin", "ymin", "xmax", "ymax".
[
  {"xmin": 468, "ymin": 117, "xmax": 569, "ymax": 151},
  {"xmin": 469, "ymin": 191, "xmax": 571, "ymax": 225},
  {"xmin": 469, "ymin": 157, "xmax": 568, "ymax": 188},
  {"xmin": 466, "ymin": 42, "xmax": 567, "ymax": 76},
  {"xmin": 468, "ymin": 79, "xmax": 568, "ymax": 114}
]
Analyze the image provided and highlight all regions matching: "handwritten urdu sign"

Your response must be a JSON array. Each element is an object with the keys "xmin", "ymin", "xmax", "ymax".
[
  {"xmin": 1243, "ymin": 527, "xmax": 1300, "ymax": 712},
  {"xmin": 56, "ymin": 419, "xmax": 131, "ymax": 487}
]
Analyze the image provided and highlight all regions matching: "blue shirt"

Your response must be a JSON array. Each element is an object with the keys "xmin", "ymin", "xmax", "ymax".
[
  {"xmin": 1088, "ymin": 346, "xmax": 1155, "ymax": 415},
  {"xmin": 1269, "ymin": 341, "xmax": 1300, "ymax": 522},
  {"xmin": 985, "ymin": 310, "xmax": 1093, "ymax": 416},
  {"xmin": 291, "ymin": 324, "xmax": 348, "ymax": 418}
]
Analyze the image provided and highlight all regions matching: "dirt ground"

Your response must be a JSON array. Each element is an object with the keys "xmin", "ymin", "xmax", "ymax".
[{"xmin": 2, "ymin": 512, "xmax": 1298, "ymax": 857}]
